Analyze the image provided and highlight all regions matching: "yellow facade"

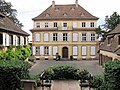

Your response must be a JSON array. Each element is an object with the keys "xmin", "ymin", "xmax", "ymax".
[{"xmin": 32, "ymin": 20, "xmax": 98, "ymax": 60}]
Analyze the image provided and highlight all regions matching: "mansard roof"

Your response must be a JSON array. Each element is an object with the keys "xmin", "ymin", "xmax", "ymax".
[
  {"xmin": 33, "ymin": 4, "xmax": 98, "ymax": 20},
  {"xmin": 0, "ymin": 12, "xmax": 29, "ymax": 36}
]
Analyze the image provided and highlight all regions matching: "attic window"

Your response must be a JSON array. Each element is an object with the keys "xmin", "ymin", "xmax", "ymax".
[
  {"xmin": 71, "ymin": 7, "xmax": 75, "ymax": 10},
  {"xmin": 63, "ymin": 13, "xmax": 67, "ymax": 16},
  {"xmin": 80, "ymin": 13, "xmax": 85, "ymax": 16},
  {"xmin": 55, "ymin": 8, "xmax": 59, "ymax": 11},
  {"xmin": 45, "ymin": 13, "xmax": 50, "ymax": 17}
]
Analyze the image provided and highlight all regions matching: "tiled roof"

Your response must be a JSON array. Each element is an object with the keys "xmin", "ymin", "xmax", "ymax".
[
  {"xmin": 0, "ymin": 12, "xmax": 29, "ymax": 36},
  {"xmin": 100, "ymin": 24, "xmax": 120, "ymax": 55},
  {"xmin": 108, "ymin": 24, "xmax": 120, "ymax": 35},
  {"xmin": 33, "ymin": 4, "xmax": 98, "ymax": 20}
]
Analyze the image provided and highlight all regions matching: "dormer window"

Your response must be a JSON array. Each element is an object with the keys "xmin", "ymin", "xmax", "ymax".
[
  {"xmin": 80, "ymin": 13, "xmax": 85, "ymax": 16},
  {"xmin": 71, "ymin": 7, "xmax": 75, "ymax": 10},
  {"xmin": 118, "ymin": 36, "xmax": 120, "ymax": 45},
  {"xmin": 108, "ymin": 37, "xmax": 111, "ymax": 44},
  {"xmin": 45, "ymin": 23, "xmax": 49, "ymax": 28},
  {"xmin": 63, "ymin": 13, "xmax": 67, "ymax": 16},
  {"xmin": 45, "ymin": 13, "xmax": 50, "ymax": 17}
]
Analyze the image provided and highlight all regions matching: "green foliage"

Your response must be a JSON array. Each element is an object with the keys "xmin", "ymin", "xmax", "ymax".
[
  {"xmin": 104, "ymin": 60, "xmax": 120, "ymax": 90},
  {"xmin": 91, "ymin": 74, "xmax": 105, "ymax": 90},
  {"xmin": 105, "ymin": 12, "xmax": 120, "ymax": 31},
  {"xmin": 0, "ymin": 0, "xmax": 23, "ymax": 27},
  {"xmin": 0, "ymin": 45, "xmax": 31, "ymax": 61},
  {"xmin": 43, "ymin": 65, "xmax": 89, "ymax": 80},
  {"xmin": 0, "ymin": 60, "xmax": 30, "ymax": 90}
]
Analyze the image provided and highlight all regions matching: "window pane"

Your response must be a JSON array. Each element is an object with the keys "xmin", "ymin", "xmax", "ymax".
[{"xmin": 82, "ymin": 46, "xmax": 86, "ymax": 55}]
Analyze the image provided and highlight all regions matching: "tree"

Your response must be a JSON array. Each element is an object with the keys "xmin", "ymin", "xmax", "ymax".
[
  {"xmin": 0, "ymin": 0, "xmax": 23, "ymax": 27},
  {"xmin": 104, "ymin": 12, "xmax": 120, "ymax": 31}
]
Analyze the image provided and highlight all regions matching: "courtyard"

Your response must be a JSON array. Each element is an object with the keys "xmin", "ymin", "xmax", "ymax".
[{"xmin": 29, "ymin": 60, "xmax": 103, "ymax": 76}]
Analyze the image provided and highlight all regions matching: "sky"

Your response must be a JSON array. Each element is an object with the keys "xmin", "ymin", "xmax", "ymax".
[{"xmin": 5, "ymin": 0, "xmax": 120, "ymax": 41}]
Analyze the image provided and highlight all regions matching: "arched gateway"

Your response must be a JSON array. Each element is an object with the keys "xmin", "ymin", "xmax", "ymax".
[{"xmin": 62, "ymin": 47, "xmax": 68, "ymax": 58}]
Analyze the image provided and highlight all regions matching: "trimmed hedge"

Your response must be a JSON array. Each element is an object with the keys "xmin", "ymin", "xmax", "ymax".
[
  {"xmin": 104, "ymin": 60, "xmax": 120, "ymax": 90},
  {"xmin": 0, "ymin": 60, "xmax": 30, "ymax": 90},
  {"xmin": 43, "ymin": 65, "xmax": 89, "ymax": 80}
]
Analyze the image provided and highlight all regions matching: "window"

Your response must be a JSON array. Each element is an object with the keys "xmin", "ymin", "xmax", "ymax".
[
  {"xmin": 63, "ymin": 33, "xmax": 68, "ymax": 41},
  {"xmin": 118, "ymin": 36, "xmax": 120, "ymax": 45},
  {"xmin": 35, "ymin": 33, "xmax": 40, "ymax": 42},
  {"xmin": 24, "ymin": 37, "xmax": 26, "ymax": 45},
  {"xmin": 53, "ymin": 46, "xmax": 58, "ymax": 55},
  {"xmin": 63, "ymin": 23, "xmax": 67, "ymax": 27},
  {"xmin": 82, "ymin": 34, "xmax": 87, "ymax": 41},
  {"xmin": 82, "ymin": 46, "xmax": 87, "ymax": 56},
  {"xmin": 53, "ymin": 33, "xmax": 58, "ymax": 41},
  {"xmin": 54, "ymin": 22, "xmax": 57, "ymax": 27},
  {"xmin": 36, "ymin": 47, "xmax": 40, "ymax": 55},
  {"xmin": 36, "ymin": 23, "xmax": 40, "ymax": 28},
  {"xmin": 45, "ymin": 23, "xmax": 48, "ymax": 28},
  {"xmin": 73, "ymin": 22, "xmax": 77, "ymax": 28},
  {"xmin": 44, "ymin": 33, "xmax": 49, "ymax": 41},
  {"xmin": 82, "ymin": 22, "xmax": 86, "ymax": 27},
  {"xmin": 44, "ymin": 46, "xmax": 49, "ymax": 55},
  {"xmin": 17, "ymin": 36, "xmax": 20, "ymax": 45},
  {"xmin": 91, "ymin": 34, "xmax": 95, "ymax": 41},
  {"xmin": 90, "ymin": 46, "xmax": 95, "ymax": 55},
  {"xmin": 90, "ymin": 22, "xmax": 94, "ymax": 27},
  {"xmin": 9, "ymin": 35, "xmax": 13, "ymax": 45},
  {"xmin": 0, "ymin": 33, "xmax": 3, "ymax": 44},
  {"xmin": 73, "ymin": 33, "xmax": 78, "ymax": 41},
  {"xmin": 73, "ymin": 46, "xmax": 78, "ymax": 55}
]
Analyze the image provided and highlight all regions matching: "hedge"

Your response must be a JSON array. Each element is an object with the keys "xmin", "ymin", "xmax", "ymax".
[
  {"xmin": 104, "ymin": 60, "xmax": 120, "ymax": 90},
  {"xmin": 0, "ymin": 60, "xmax": 30, "ymax": 90},
  {"xmin": 43, "ymin": 65, "xmax": 89, "ymax": 80}
]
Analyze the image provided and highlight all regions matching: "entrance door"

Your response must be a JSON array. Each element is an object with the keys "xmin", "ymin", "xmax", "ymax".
[{"xmin": 62, "ymin": 47, "xmax": 68, "ymax": 58}]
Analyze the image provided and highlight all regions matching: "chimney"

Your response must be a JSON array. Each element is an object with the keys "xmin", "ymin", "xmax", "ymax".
[
  {"xmin": 52, "ymin": 1, "xmax": 55, "ymax": 8},
  {"xmin": 75, "ymin": 0, "xmax": 78, "ymax": 7}
]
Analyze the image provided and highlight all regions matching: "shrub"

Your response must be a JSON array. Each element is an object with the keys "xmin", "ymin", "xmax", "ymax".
[
  {"xmin": 104, "ymin": 60, "xmax": 120, "ymax": 90},
  {"xmin": 43, "ymin": 65, "xmax": 89, "ymax": 80},
  {"xmin": 0, "ymin": 60, "xmax": 30, "ymax": 90}
]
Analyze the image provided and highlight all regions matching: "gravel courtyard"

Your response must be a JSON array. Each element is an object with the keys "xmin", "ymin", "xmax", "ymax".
[{"xmin": 29, "ymin": 60, "xmax": 103, "ymax": 75}]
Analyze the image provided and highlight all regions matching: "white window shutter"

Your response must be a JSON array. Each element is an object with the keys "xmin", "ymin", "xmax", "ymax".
[
  {"xmin": 91, "ymin": 46, "xmax": 95, "ymax": 55},
  {"xmin": 40, "ymin": 46, "xmax": 44, "ymax": 55},
  {"xmin": 73, "ymin": 46, "xmax": 78, "ymax": 55},
  {"xmin": 53, "ymin": 46, "xmax": 58, "ymax": 55},
  {"xmin": 49, "ymin": 46, "xmax": 51, "ymax": 55},
  {"xmin": 95, "ymin": 34, "xmax": 98, "ymax": 41},
  {"xmin": 86, "ymin": 22, "xmax": 90, "ymax": 28},
  {"xmin": 73, "ymin": 33, "xmax": 78, "ymax": 41},
  {"xmin": 87, "ymin": 34, "xmax": 91, "ymax": 41},
  {"xmin": 73, "ymin": 22, "xmax": 77, "ymax": 28},
  {"xmin": 50, "ymin": 33, "xmax": 53, "ymax": 41},
  {"xmin": 82, "ymin": 46, "xmax": 87, "ymax": 55},
  {"xmin": 32, "ymin": 46, "xmax": 36, "ymax": 55},
  {"xmin": 68, "ymin": 33, "xmax": 70, "ymax": 41},
  {"xmin": 3, "ymin": 33, "xmax": 5, "ymax": 46},
  {"xmin": 13, "ymin": 35, "xmax": 15, "ymax": 46},
  {"xmin": 16, "ymin": 36, "xmax": 18, "ymax": 46},
  {"xmin": 35, "ymin": 33, "xmax": 40, "ymax": 41},
  {"xmin": 80, "ymin": 34, "xmax": 82, "ymax": 41},
  {"xmin": 6, "ymin": 34, "xmax": 9, "ymax": 46},
  {"xmin": 58, "ymin": 33, "xmax": 63, "ymax": 41},
  {"xmin": 44, "ymin": 33, "xmax": 49, "ymax": 41}
]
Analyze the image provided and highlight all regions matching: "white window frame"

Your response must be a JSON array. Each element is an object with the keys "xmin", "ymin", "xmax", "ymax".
[
  {"xmin": 44, "ymin": 46, "xmax": 49, "ymax": 55},
  {"xmin": 73, "ymin": 33, "xmax": 78, "ymax": 41},
  {"xmin": 82, "ymin": 46, "xmax": 87, "ymax": 56},
  {"xmin": 53, "ymin": 46, "xmax": 58, "ymax": 55},
  {"xmin": 44, "ymin": 33, "xmax": 49, "ymax": 42},
  {"xmin": 82, "ymin": 33, "xmax": 87, "ymax": 41},
  {"xmin": 82, "ymin": 22, "xmax": 86, "ymax": 27},
  {"xmin": 35, "ymin": 33, "xmax": 40, "ymax": 42},
  {"xmin": 53, "ymin": 33, "xmax": 58, "ymax": 41},
  {"xmin": 90, "ymin": 22, "xmax": 94, "ymax": 27},
  {"xmin": 36, "ymin": 23, "xmax": 40, "ymax": 28},
  {"xmin": 45, "ymin": 22, "xmax": 49, "ymax": 28},
  {"xmin": 63, "ymin": 33, "xmax": 68, "ymax": 41},
  {"xmin": 73, "ymin": 46, "xmax": 78, "ymax": 56},
  {"xmin": 54, "ymin": 22, "xmax": 57, "ymax": 28},
  {"xmin": 36, "ymin": 46, "xmax": 40, "ymax": 55},
  {"xmin": 90, "ymin": 46, "xmax": 95, "ymax": 56},
  {"xmin": 91, "ymin": 33, "xmax": 95, "ymax": 41},
  {"xmin": 73, "ymin": 22, "xmax": 77, "ymax": 28}
]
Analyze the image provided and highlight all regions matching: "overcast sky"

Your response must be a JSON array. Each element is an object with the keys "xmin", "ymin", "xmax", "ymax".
[{"xmin": 5, "ymin": 0, "xmax": 120, "ymax": 40}]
